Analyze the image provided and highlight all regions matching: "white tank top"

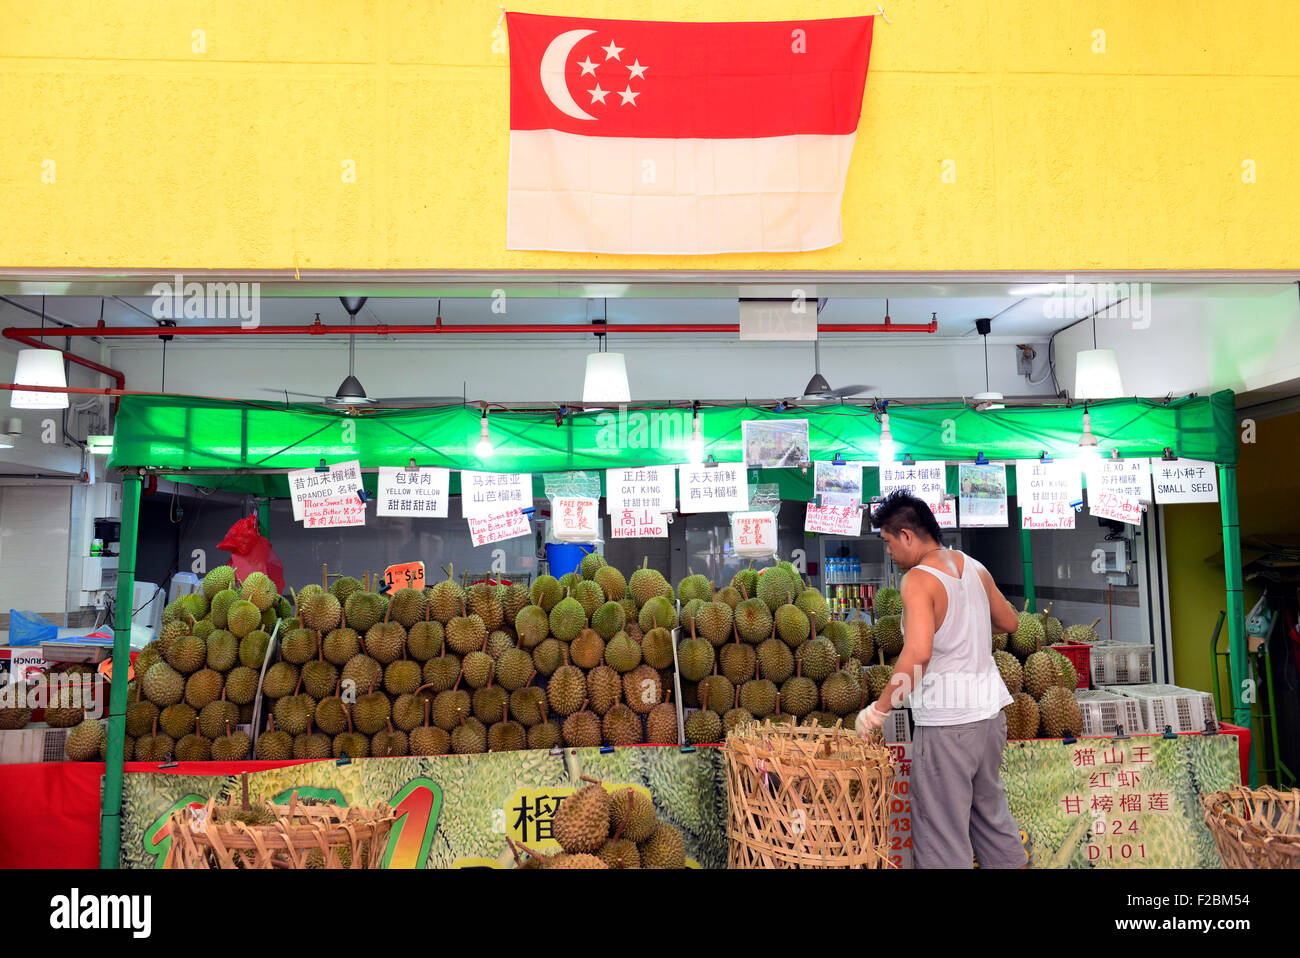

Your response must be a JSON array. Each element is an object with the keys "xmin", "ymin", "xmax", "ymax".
[{"xmin": 904, "ymin": 552, "xmax": 1012, "ymax": 726}]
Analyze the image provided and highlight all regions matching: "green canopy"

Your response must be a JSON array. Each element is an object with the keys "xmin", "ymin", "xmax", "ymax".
[{"xmin": 108, "ymin": 391, "xmax": 1237, "ymax": 497}]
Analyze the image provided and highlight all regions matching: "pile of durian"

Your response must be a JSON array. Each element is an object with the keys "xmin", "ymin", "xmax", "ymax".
[{"xmin": 993, "ymin": 602, "xmax": 1092, "ymax": 740}]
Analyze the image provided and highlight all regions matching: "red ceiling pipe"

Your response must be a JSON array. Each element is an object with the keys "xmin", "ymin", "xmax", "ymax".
[{"xmin": 1, "ymin": 318, "xmax": 939, "ymax": 338}]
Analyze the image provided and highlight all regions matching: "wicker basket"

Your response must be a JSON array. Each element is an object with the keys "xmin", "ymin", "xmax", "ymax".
[
  {"xmin": 724, "ymin": 719, "xmax": 895, "ymax": 869},
  {"xmin": 1202, "ymin": 786, "xmax": 1300, "ymax": 869},
  {"xmin": 163, "ymin": 790, "xmax": 399, "ymax": 869}
]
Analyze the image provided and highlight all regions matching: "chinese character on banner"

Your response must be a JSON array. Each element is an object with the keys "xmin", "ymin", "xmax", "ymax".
[
  {"xmin": 377, "ymin": 466, "xmax": 450, "ymax": 518},
  {"xmin": 1089, "ymin": 491, "xmax": 1143, "ymax": 526},
  {"xmin": 288, "ymin": 459, "xmax": 363, "ymax": 521},
  {"xmin": 461, "ymin": 471, "xmax": 534, "ymax": 518},
  {"xmin": 610, "ymin": 508, "xmax": 668, "ymax": 539},
  {"xmin": 677, "ymin": 464, "xmax": 748, "ymax": 513},
  {"xmin": 606, "ymin": 466, "xmax": 676, "ymax": 515}
]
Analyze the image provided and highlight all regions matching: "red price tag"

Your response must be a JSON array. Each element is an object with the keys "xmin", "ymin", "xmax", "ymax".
[{"xmin": 384, "ymin": 561, "xmax": 426, "ymax": 592}]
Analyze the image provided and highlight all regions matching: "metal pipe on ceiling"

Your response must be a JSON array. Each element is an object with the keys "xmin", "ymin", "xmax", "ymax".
[{"xmin": 1, "ymin": 318, "xmax": 939, "ymax": 338}]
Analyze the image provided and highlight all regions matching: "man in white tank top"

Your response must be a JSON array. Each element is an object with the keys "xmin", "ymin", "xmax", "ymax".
[{"xmin": 857, "ymin": 490, "xmax": 1027, "ymax": 868}]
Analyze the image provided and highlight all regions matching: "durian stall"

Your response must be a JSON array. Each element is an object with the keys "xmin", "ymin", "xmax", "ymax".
[{"xmin": 0, "ymin": 390, "xmax": 1251, "ymax": 869}]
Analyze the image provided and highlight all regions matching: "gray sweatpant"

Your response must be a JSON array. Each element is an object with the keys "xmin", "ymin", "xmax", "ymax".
[{"xmin": 912, "ymin": 712, "xmax": 1026, "ymax": 868}]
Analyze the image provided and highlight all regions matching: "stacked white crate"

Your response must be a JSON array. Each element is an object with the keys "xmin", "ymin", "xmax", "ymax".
[{"xmin": 1098, "ymin": 683, "xmax": 1219, "ymax": 734}]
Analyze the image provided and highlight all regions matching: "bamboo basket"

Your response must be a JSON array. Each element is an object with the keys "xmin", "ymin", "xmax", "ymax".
[
  {"xmin": 163, "ymin": 788, "xmax": 399, "ymax": 869},
  {"xmin": 724, "ymin": 719, "xmax": 895, "ymax": 869},
  {"xmin": 1202, "ymin": 786, "xmax": 1300, "ymax": 869}
]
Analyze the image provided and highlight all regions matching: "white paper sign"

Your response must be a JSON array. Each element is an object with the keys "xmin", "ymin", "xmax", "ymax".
[
  {"xmin": 1086, "ymin": 458, "xmax": 1152, "ymax": 504},
  {"xmin": 302, "ymin": 495, "xmax": 367, "ymax": 528},
  {"xmin": 1150, "ymin": 458, "xmax": 1219, "ymax": 504},
  {"xmin": 732, "ymin": 511, "xmax": 778, "ymax": 555},
  {"xmin": 1015, "ymin": 459, "xmax": 1083, "ymax": 530},
  {"xmin": 467, "ymin": 510, "xmax": 532, "ymax": 547},
  {"xmin": 610, "ymin": 508, "xmax": 669, "ymax": 538},
  {"xmin": 934, "ymin": 496, "xmax": 957, "ymax": 530},
  {"xmin": 958, "ymin": 463, "xmax": 1009, "ymax": 528},
  {"xmin": 552, "ymin": 496, "xmax": 600, "ymax": 541},
  {"xmin": 288, "ymin": 459, "xmax": 363, "ymax": 521},
  {"xmin": 1090, "ymin": 491, "xmax": 1144, "ymax": 526},
  {"xmin": 805, "ymin": 503, "xmax": 864, "ymax": 536},
  {"xmin": 377, "ymin": 467, "xmax": 450, "ymax": 518},
  {"xmin": 606, "ymin": 466, "xmax": 676, "ymax": 515},
  {"xmin": 461, "ymin": 471, "xmax": 533, "ymax": 518},
  {"xmin": 879, "ymin": 460, "xmax": 947, "ymax": 511},
  {"xmin": 678, "ymin": 464, "xmax": 749, "ymax": 513}
]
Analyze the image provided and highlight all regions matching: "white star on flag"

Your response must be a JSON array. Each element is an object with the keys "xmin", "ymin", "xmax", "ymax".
[
  {"xmin": 588, "ymin": 84, "xmax": 609, "ymax": 104},
  {"xmin": 626, "ymin": 59, "xmax": 648, "ymax": 80},
  {"xmin": 602, "ymin": 40, "xmax": 623, "ymax": 61},
  {"xmin": 618, "ymin": 85, "xmax": 639, "ymax": 105},
  {"xmin": 577, "ymin": 56, "xmax": 598, "ymax": 77}
]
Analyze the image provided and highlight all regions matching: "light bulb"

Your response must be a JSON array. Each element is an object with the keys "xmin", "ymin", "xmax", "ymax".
[
  {"xmin": 1077, "ymin": 409, "xmax": 1100, "ymax": 463},
  {"xmin": 475, "ymin": 417, "xmax": 492, "ymax": 458},
  {"xmin": 877, "ymin": 412, "xmax": 896, "ymax": 464},
  {"xmin": 688, "ymin": 416, "xmax": 704, "ymax": 464}
]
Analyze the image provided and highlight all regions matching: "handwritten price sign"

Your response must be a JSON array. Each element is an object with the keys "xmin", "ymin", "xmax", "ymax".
[
  {"xmin": 1090, "ymin": 492, "xmax": 1143, "ymax": 526},
  {"xmin": 384, "ymin": 561, "xmax": 426, "ymax": 592},
  {"xmin": 805, "ymin": 503, "xmax": 863, "ymax": 536},
  {"xmin": 467, "ymin": 510, "xmax": 531, "ymax": 548},
  {"xmin": 611, "ymin": 508, "xmax": 668, "ymax": 539},
  {"xmin": 553, "ymin": 497, "xmax": 599, "ymax": 541},
  {"xmin": 302, "ymin": 495, "xmax": 366, "ymax": 528},
  {"xmin": 732, "ymin": 511, "xmax": 777, "ymax": 556}
]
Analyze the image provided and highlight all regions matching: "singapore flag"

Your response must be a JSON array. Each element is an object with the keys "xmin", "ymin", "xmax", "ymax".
[{"xmin": 505, "ymin": 12, "xmax": 873, "ymax": 255}]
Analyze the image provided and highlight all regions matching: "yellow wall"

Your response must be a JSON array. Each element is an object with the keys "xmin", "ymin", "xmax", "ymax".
[
  {"xmin": 1165, "ymin": 412, "xmax": 1300, "ymax": 710},
  {"xmin": 2, "ymin": 0, "xmax": 1298, "ymax": 271}
]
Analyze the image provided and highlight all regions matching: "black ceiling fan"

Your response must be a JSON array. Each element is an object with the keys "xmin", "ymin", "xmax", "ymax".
[{"xmin": 794, "ymin": 299, "xmax": 872, "ymax": 400}]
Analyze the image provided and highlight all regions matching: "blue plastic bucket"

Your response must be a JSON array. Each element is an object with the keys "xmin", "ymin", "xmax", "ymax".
[{"xmin": 544, "ymin": 542, "xmax": 595, "ymax": 579}]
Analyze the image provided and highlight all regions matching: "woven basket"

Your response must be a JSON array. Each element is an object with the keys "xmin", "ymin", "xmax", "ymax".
[
  {"xmin": 163, "ymin": 790, "xmax": 399, "ymax": 869},
  {"xmin": 1202, "ymin": 786, "xmax": 1300, "ymax": 869},
  {"xmin": 724, "ymin": 719, "xmax": 895, "ymax": 869}
]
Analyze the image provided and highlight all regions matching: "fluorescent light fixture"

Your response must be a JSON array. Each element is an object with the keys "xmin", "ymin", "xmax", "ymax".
[
  {"xmin": 582, "ymin": 352, "xmax": 630, "ymax": 404},
  {"xmin": 1006, "ymin": 283, "xmax": 1065, "ymax": 296},
  {"xmin": 10, "ymin": 349, "xmax": 68, "ymax": 409},
  {"xmin": 877, "ymin": 411, "xmax": 896, "ymax": 464},
  {"xmin": 86, "ymin": 435, "xmax": 114, "ymax": 455},
  {"xmin": 1074, "ymin": 348, "xmax": 1123, "ymax": 399},
  {"xmin": 475, "ymin": 412, "xmax": 492, "ymax": 458}
]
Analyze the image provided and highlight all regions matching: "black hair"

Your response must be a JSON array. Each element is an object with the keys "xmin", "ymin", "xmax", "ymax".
[{"xmin": 871, "ymin": 489, "xmax": 943, "ymax": 543}]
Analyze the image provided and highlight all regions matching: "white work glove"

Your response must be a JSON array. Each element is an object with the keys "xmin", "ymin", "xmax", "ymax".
[{"xmin": 856, "ymin": 702, "xmax": 889, "ymax": 737}]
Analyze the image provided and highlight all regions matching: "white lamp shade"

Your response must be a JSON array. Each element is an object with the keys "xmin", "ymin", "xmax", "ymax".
[
  {"xmin": 1074, "ymin": 349, "xmax": 1123, "ymax": 400},
  {"xmin": 10, "ymin": 349, "xmax": 69, "ymax": 409},
  {"xmin": 583, "ymin": 352, "xmax": 630, "ymax": 404}
]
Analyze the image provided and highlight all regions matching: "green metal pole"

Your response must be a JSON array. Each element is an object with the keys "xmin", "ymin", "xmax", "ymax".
[
  {"xmin": 257, "ymin": 498, "xmax": 270, "ymax": 538},
  {"xmin": 1019, "ymin": 513, "xmax": 1036, "ymax": 613},
  {"xmin": 100, "ymin": 473, "xmax": 141, "ymax": 869},
  {"xmin": 1218, "ymin": 463, "xmax": 1255, "ymax": 785}
]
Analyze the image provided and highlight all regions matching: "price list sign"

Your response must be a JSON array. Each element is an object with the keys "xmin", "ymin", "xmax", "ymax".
[
  {"xmin": 607, "ymin": 466, "xmax": 675, "ymax": 515},
  {"xmin": 805, "ymin": 503, "xmax": 863, "ymax": 536},
  {"xmin": 377, "ymin": 467, "xmax": 450, "ymax": 518},
  {"xmin": 467, "ymin": 510, "xmax": 532, "ymax": 547},
  {"xmin": 288, "ymin": 459, "xmax": 363, "ymax": 521},
  {"xmin": 461, "ymin": 471, "xmax": 533, "ymax": 518},
  {"xmin": 1015, "ymin": 459, "xmax": 1083, "ymax": 530},
  {"xmin": 302, "ymin": 495, "xmax": 366, "ymax": 528},
  {"xmin": 678, "ymin": 464, "xmax": 748, "ymax": 514}
]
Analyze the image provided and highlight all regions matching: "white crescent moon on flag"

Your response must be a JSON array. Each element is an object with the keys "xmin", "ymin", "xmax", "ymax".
[{"xmin": 540, "ymin": 29, "xmax": 597, "ymax": 120}]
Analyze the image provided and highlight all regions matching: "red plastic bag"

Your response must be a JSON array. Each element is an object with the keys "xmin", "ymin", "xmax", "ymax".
[{"xmin": 217, "ymin": 514, "xmax": 286, "ymax": 592}]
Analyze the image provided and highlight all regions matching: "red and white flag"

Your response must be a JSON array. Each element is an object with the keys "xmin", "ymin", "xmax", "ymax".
[{"xmin": 506, "ymin": 12, "xmax": 873, "ymax": 255}]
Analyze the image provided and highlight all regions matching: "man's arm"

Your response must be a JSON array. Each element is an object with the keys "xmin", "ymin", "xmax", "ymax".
[
  {"xmin": 979, "ymin": 566, "xmax": 1021, "ymax": 635},
  {"xmin": 875, "ymin": 571, "xmax": 934, "ymax": 712}
]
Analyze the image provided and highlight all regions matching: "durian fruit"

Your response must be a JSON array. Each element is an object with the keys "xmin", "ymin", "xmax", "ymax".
[
  {"xmin": 1040, "ymin": 602, "xmax": 1064, "ymax": 645},
  {"xmin": 677, "ymin": 570, "xmax": 712, "ymax": 605},
  {"xmin": 332, "ymin": 708, "xmax": 370, "ymax": 759},
  {"xmin": 730, "ymin": 565, "xmax": 759, "ymax": 603},
  {"xmin": 422, "ymin": 642, "xmax": 462, "ymax": 693},
  {"xmin": 637, "ymin": 595, "xmax": 677, "ymax": 633},
  {"xmin": 461, "ymin": 636, "xmax": 494, "ymax": 690},
  {"xmin": 716, "ymin": 585, "xmax": 742, "ymax": 610},
  {"xmin": 873, "ymin": 615, "xmax": 904, "ymax": 659},
  {"xmin": 874, "ymin": 583, "xmax": 902, "ymax": 618},
  {"xmin": 263, "ymin": 661, "xmax": 300, "ymax": 699},
  {"xmin": 571, "ymin": 580, "xmax": 605, "ymax": 622},
  {"xmin": 354, "ymin": 677, "xmax": 392, "ymax": 735},
  {"xmin": 431, "ymin": 673, "xmax": 471, "ymax": 732},
  {"xmin": 405, "ymin": 613, "xmax": 443, "ymax": 662},
  {"xmin": 852, "ymin": 620, "xmax": 875, "ymax": 663},
  {"xmin": 694, "ymin": 597, "xmax": 734, "ymax": 647},
  {"xmin": 795, "ymin": 636, "xmax": 838, "ymax": 683},
  {"xmin": 641, "ymin": 627, "xmax": 675, "ymax": 670},
  {"xmin": 562, "ymin": 701, "xmax": 603, "ymax": 747},
  {"xmin": 191, "ymin": 619, "xmax": 215, "ymax": 641},
  {"xmin": 302, "ymin": 640, "xmax": 341, "ymax": 700},
  {"xmin": 485, "ymin": 629, "xmax": 516, "ymax": 660},
  {"xmin": 757, "ymin": 565, "xmax": 802, "ymax": 612},
  {"xmin": 638, "ymin": 821, "xmax": 686, "ymax": 869},
  {"xmin": 795, "ymin": 586, "xmax": 831, "ymax": 633},
  {"xmin": 757, "ymin": 638, "xmax": 795, "ymax": 684},
  {"xmin": 628, "ymin": 559, "xmax": 671, "ymax": 608},
  {"xmin": 365, "ymin": 602, "xmax": 407, "ymax": 665},
  {"xmin": 488, "ymin": 703, "xmax": 527, "ymax": 752},
  {"xmin": 315, "ymin": 681, "xmax": 351, "ymax": 736},
  {"xmin": 134, "ymin": 716, "xmax": 174, "ymax": 762},
  {"xmin": 579, "ymin": 551, "xmax": 606, "ymax": 580},
  {"xmin": 222, "ymin": 666, "xmax": 257, "ymax": 707},
  {"xmin": 549, "ymin": 592, "xmax": 588, "ymax": 643},
  {"xmin": 515, "ymin": 605, "xmax": 550, "ymax": 650},
  {"xmin": 527, "ymin": 701, "xmax": 563, "ymax": 750},
  {"xmin": 593, "ymin": 565, "xmax": 627, "ymax": 606},
  {"xmin": 202, "ymin": 565, "xmax": 239, "ymax": 599},
  {"xmin": 604, "ymin": 632, "xmax": 643, "ymax": 673},
  {"xmin": 723, "ymin": 686, "xmax": 754, "ymax": 734},
  {"xmin": 677, "ymin": 620, "xmax": 715, "ymax": 682},
  {"xmin": 697, "ymin": 671, "xmax": 734, "ymax": 714},
  {"xmin": 205, "ymin": 630, "xmax": 238, "ymax": 672},
  {"xmin": 238, "ymin": 629, "xmax": 270, "ymax": 669},
  {"xmin": 179, "ymin": 592, "xmax": 210, "ymax": 621},
  {"xmin": 509, "ymin": 680, "xmax": 546, "ymax": 726},
  {"xmin": 158, "ymin": 616, "xmax": 190, "ymax": 648},
  {"xmin": 155, "ymin": 701, "xmax": 195, "ymax": 738},
  {"xmin": 548, "ymin": 853, "xmax": 609, "ymax": 869},
  {"xmin": 779, "ymin": 661, "xmax": 819, "ymax": 717},
  {"xmin": 586, "ymin": 665, "xmax": 622, "ymax": 716},
  {"xmin": 211, "ymin": 721, "xmax": 252, "ymax": 761},
  {"xmin": 345, "ymin": 590, "xmax": 386, "ymax": 634},
  {"xmin": 774, "ymin": 604, "xmax": 811, "ymax": 647},
  {"xmin": 64, "ymin": 718, "xmax": 106, "ymax": 761},
  {"xmin": 569, "ymin": 628, "xmax": 605, "ymax": 670},
  {"xmin": 735, "ymin": 597, "xmax": 774, "ymax": 644},
  {"xmin": 240, "ymin": 571, "xmax": 278, "ymax": 612},
  {"xmin": 133, "ymin": 642, "xmax": 164, "ymax": 678},
  {"xmin": 1009, "ymin": 600, "xmax": 1046, "ymax": 657},
  {"xmin": 1003, "ymin": 692, "xmax": 1039, "ymax": 740},
  {"xmin": 472, "ymin": 675, "xmax": 509, "ymax": 725},
  {"xmin": 1038, "ymin": 686, "xmax": 1083, "ymax": 739},
  {"xmin": 684, "ymin": 708, "xmax": 722, "ymax": 744},
  {"xmin": 739, "ymin": 662, "xmax": 778, "ymax": 718},
  {"xmin": 864, "ymin": 663, "xmax": 894, "ymax": 700},
  {"xmin": 597, "ymin": 838, "xmax": 641, "ymax": 869},
  {"xmin": 446, "ymin": 600, "xmax": 488, "ymax": 656},
  {"xmin": 329, "ymin": 575, "xmax": 364, "ymax": 604},
  {"xmin": 494, "ymin": 647, "xmax": 534, "ymax": 692},
  {"xmin": 586, "ymin": 601, "xmax": 623, "ymax": 642},
  {"xmin": 1048, "ymin": 649, "xmax": 1079, "ymax": 690},
  {"xmin": 184, "ymin": 668, "xmax": 224, "ymax": 710},
  {"xmin": 993, "ymin": 650, "xmax": 1023, "ymax": 695},
  {"xmin": 410, "ymin": 699, "xmax": 451, "ymax": 756},
  {"xmin": 124, "ymin": 684, "xmax": 158, "ymax": 737},
  {"xmin": 1023, "ymin": 651, "xmax": 1059, "ymax": 701},
  {"xmin": 226, "ymin": 600, "xmax": 263, "ymax": 640},
  {"xmin": 1062, "ymin": 617, "xmax": 1103, "ymax": 646},
  {"xmin": 142, "ymin": 662, "xmax": 185, "ymax": 707},
  {"xmin": 280, "ymin": 628, "xmax": 318, "ymax": 666},
  {"xmin": 992, "ymin": 632, "xmax": 1008, "ymax": 652},
  {"xmin": 553, "ymin": 782, "xmax": 611, "ymax": 854},
  {"xmin": 165, "ymin": 633, "xmax": 207, "ymax": 675},
  {"xmin": 389, "ymin": 587, "xmax": 428, "ymax": 628},
  {"xmin": 383, "ymin": 649, "xmax": 422, "ymax": 697},
  {"xmin": 529, "ymin": 575, "xmax": 563, "ymax": 613},
  {"xmin": 500, "ymin": 583, "xmax": 531, "ymax": 628},
  {"xmin": 256, "ymin": 714, "xmax": 294, "ymax": 760},
  {"xmin": 719, "ymin": 629, "xmax": 758, "ymax": 685},
  {"xmin": 200, "ymin": 691, "xmax": 240, "ymax": 739},
  {"xmin": 823, "ymin": 620, "xmax": 855, "ymax": 664},
  {"xmin": 645, "ymin": 688, "xmax": 679, "ymax": 744},
  {"xmin": 558, "ymin": 572, "xmax": 580, "ymax": 593},
  {"xmin": 602, "ymin": 699, "xmax": 643, "ymax": 744},
  {"xmin": 623, "ymin": 664, "xmax": 662, "ymax": 714},
  {"xmin": 340, "ymin": 653, "xmax": 381, "ymax": 698},
  {"xmin": 160, "ymin": 597, "xmax": 185, "ymax": 626},
  {"xmin": 371, "ymin": 718, "xmax": 409, "ymax": 758},
  {"xmin": 174, "ymin": 716, "xmax": 212, "ymax": 762},
  {"xmin": 450, "ymin": 714, "xmax": 488, "ymax": 754}
]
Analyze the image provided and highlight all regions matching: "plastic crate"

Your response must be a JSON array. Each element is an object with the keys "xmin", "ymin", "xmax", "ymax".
[
  {"xmin": 1099, "ymin": 683, "xmax": 1219, "ymax": 734},
  {"xmin": 1089, "ymin": 641, "xmax": 1154, "ymax": 686},
  {"xmin": 1051, "ymin": 643, "xmax": 1092, "ymax": 689},
  {"xmin": 1073, "ymin": 689, "xmax": 1148, "ymax": 737},
  {"xmin": 0, "ymin": 727, "xmax": 68, "ymax": 765}
]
